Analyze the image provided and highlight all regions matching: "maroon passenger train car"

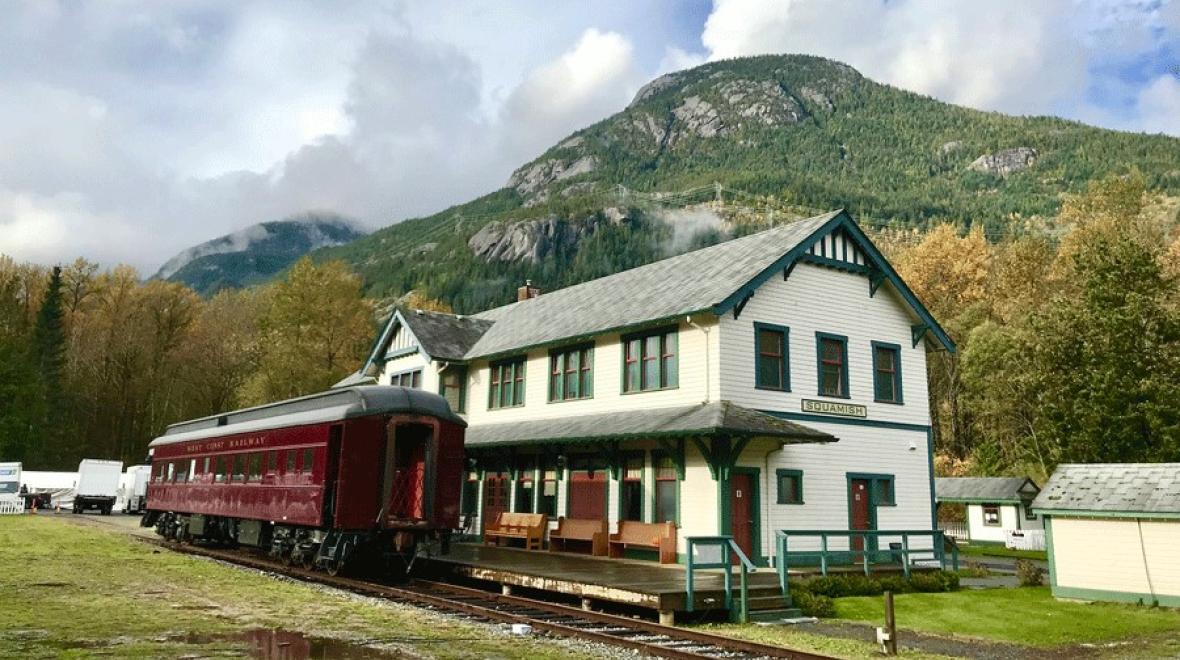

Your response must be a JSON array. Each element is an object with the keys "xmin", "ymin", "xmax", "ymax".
[{"xmin": 144, "ymin": 386, "xmax": 466, "ymax": 574}]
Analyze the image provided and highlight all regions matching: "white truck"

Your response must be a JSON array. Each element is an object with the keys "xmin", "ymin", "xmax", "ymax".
[
  {"xmin": 118, "ymin": 465, "xmax": 152, "ymax": 514},
  {"xmin": 74, "ymin": 459, "xmax": 123, "ymax": 515}
]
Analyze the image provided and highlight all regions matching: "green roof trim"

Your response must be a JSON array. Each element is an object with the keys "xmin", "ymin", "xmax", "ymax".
[
  {"xmin": 1034, "ymin": 508, "xmax": 1180, "ymax": 520},
  {"xmin": 714, "ymin": 211, "xmax": 955, "ymax": 353}
]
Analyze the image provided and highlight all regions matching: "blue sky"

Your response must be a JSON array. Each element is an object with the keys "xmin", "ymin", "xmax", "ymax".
[{"xmin": 0, "ymin": 0, "xmax": 1177, "ymax": 272}]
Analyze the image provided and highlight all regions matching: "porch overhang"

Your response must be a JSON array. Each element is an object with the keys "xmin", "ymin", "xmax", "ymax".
[{"xmin": 464, "ymin": 400, "xmax": 837, "ymax": 449}]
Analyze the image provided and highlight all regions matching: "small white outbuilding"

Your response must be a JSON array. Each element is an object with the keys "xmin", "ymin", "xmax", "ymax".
[
  {"xmin": 1034, "ymin": 463, "xmax": 1180, "ymax": 607},
  {"xmin": 935, "ymin": 476, "xmax": 1043, "ymax": 544}
]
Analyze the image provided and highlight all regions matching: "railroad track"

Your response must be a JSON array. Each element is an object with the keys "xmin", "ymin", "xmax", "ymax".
[{"xmin": 146, "ymin": 538, "xmax": 834, "ymax": 660}]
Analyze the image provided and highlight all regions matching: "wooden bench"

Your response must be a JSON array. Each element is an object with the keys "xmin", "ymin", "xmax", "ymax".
[
  {"xmin": 484, "ymin": 512, "xmax": 547, "ymax": 550},
  {"xmin": 608, "ymin": 521, "xmax": 677, "ymax": 564},
  {"xmin": 548, "ymin": 517, "xmax": 607, "ymax": 556}
]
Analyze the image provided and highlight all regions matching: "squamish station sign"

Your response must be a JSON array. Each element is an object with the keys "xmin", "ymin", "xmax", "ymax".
[{"xmin": 801, "ymin": 399, "xmax": 868, "ymax": 418}]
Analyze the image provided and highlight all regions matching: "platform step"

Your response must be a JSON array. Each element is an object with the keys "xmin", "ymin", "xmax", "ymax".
[
  {"xmin": 747, "ymin": 608, "xmax": 805, "ymax": 623},
  {"xmin": 745, "ymin": 595, "xmax": 792, "ymax": 611}
]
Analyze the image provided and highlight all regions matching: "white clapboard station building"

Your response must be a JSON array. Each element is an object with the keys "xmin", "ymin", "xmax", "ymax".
[{"xmin": 338, "ymin": 210, "xmax": 954, "ymax": 566}]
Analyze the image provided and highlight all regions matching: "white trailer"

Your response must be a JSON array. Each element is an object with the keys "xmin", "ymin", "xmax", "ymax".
[
  {"xmin": 0, "ymin": 462, "xmax": 21, "ymax": 514},
  {"xmin": 118, "ymin": 465, "xmax": 151, "ymax": 514},
  {"xmin": 74, "ymin": 459, "xmax": 123, "ymax": 515}
]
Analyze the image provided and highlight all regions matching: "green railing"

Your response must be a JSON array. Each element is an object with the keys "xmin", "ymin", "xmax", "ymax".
[
  {"xmin": 775, "ymin": 529, "xmax": 959, "ymax": 595},
  {"xmin": 685, "ymin": 536, "xmax": 757, "ymax": 623}
]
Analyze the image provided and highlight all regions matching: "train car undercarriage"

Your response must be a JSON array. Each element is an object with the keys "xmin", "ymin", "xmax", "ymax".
[{"xmin": 144, "ymin": 511, "xmax": 450, "ymax": 576}]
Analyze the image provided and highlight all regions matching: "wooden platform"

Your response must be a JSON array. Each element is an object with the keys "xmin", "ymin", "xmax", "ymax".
[{"xmin": 423, "ymin": 543, "xmax": 784, "ymax": 617}]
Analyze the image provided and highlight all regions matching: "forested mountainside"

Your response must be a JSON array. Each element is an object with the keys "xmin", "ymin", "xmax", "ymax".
[
  {"xmin": 156, "ymin": 213, "xmax": 366, "ymax": 296},
  {"xmin": 316, "ymin": 54, "xmax": 1180, "ymax": 313}
]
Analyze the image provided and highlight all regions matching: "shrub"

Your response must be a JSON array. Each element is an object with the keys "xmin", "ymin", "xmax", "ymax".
[
  {"xmin": 909, "ymin": 571, "xmax": 959, "ymax": 592},
  {"xmin": 802, "ymin": 574, "xmax": 883, "ymax": 598},
  {"xmin": 1015, "ymin": 559, "xmax": 1045, "ymax": 587},
  {"xmin": 793, "ymin": 591, "xmax": 836, "ymax": 618},
  {"xmin": 876, "ymin": 574, "xmax": 912, "ymax": 594}
]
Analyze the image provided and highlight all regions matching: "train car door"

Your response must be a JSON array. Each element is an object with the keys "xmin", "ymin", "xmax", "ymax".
[{"xmin": 323, "ymin": 425, "xmax": 342, "ymax": 526}]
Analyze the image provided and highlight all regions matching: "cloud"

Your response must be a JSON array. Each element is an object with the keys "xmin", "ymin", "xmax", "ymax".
[
  {"xmin": 701, "ymin": 0, "xmax": 1088, "ymax": 116},
  {"xmin": 0, "ymin": 11, "xmax": 646, "ymax": 273},
  {"xmin": 1131, "ymin": 75, "xmax": 1180, "ymax": 136},
  {"xmin": 499, "ymin": 29, "xmax": 643, "ymax": 165}
]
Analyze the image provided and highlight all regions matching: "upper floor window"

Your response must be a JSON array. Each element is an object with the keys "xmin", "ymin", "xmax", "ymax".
[
  {"xmin": 488, "ymin": 357, "xmax": 526, "ymax": 409},
  {"xmin": 549, "ymin": 345, "xmax": 593, "ymax": 401},
  {"xmin": 872, "ymin": 342, "xmax": 902, "ymax": 404},
  {"xmin": 391, "ymin": 369, "xmax": 422, "ymax": 388},
  {"xmin": 623, "ymin": 328, "xmax": 678, "ymax": 393},
  {"xmin": 439, "ymin": 365, "xmax": 468, "ymax": 413},
  {"xmin": 816, "ymin": 332, "xmax": 849, "ymax": 398},
  {"xmin": 754, "ymin": 323, "xmax": 790, "ymax": 391}
]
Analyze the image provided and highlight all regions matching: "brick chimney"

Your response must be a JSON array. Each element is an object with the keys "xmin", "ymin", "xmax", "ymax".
[{"xmin": 517, "ymin": 279, "xmax": 541, "ymax": 302}]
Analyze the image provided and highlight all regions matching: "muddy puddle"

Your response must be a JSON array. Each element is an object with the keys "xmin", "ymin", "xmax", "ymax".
[{"xmin": 177, "ymin": 629, "xmax": 404, "ymax": 659}]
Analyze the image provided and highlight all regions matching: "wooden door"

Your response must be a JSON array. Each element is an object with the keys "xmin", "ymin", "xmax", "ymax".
[
  {"xmin": 850, "ymin": 478, "xmax": 872, "ymax": 553},
  {"xmin": 729, "ymin": 473, "xmax": 755, "ymax": 561},
  {"xmin": 568, "ymin": 468, "xmax": 606, "ymax": 519},
  {"xmin": 482, "ymin": 472, "xmax": 509, "ymax": 533}
]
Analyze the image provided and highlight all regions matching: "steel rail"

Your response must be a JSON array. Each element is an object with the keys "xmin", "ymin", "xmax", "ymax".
[{"xmin": 142, "ymin": 538, "xmax": 834, "ymax": 660}]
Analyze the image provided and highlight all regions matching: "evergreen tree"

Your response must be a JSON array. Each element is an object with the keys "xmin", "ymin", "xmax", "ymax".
[{"xmin": 30, "ymin": 265, "xmax": 67, "ymax": 464}]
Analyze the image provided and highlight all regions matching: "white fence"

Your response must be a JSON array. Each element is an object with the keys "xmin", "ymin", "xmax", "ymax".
[
  {"xmin": 1005, "ymin": 529, "xmax": 1046, "ymax": 551},
  {"xmin": 939, "ymin": 521, "xmax": 969, "ymax": 541},
  {"xmin": 0, "ymin": 496, "xmax": 24, "ymax": 515}
]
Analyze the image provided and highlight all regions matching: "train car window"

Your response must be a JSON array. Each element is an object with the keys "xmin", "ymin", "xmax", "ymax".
[
  {"xmin": 215, "ymin": 457, "xmax": 226, "ymax": 483},
  {"xmin": 232, "ymin": 454, "xmax": 245, "ymax": 482},
  {"xmin": 202, "ymin": 457, "xmax": 211, "ymax": 476},
  {"xmin": 188, "ymin": 459, "xmax": 197, "ymax": 482},
  {"xmin": 302, "ymin": 448, "xmax": 314, "ymax": 475},
  {"xmin": 165, "ymin": 462, "xmax": 175, "ymax": 482},
  {"xmin": 152, "ymin": 463, "xmax": 161, "ymax": 483},
  {"xmin": 285, "ymin": 450, "xmax": 296, "ymax": 474},
  {"xmin": 248, "ymin": 453, "xmax": 262, "ymax": 481},
  {"xmin": 173, "ymin": 461, "xmax": 185, "ymax": 483},
  {"xmin": 267, "ymin": 451, "xmax": 277, "ymax": 474}
]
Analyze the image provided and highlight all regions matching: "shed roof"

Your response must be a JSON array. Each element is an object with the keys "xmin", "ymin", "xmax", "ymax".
[
  {"xmin": 150, "ymin": 386, "xmax": 465, "ymax": 448},
  {"xmin": 1032, "ymin": 463, "xmax": 1180, "ymax": 518},
  {"xmin": 935, "ymin": 477, "xmax": 1040, "ymax": 504},
  {"xmin": 465, "ymin": 400, "xmax": 836, "ymax": 447}
]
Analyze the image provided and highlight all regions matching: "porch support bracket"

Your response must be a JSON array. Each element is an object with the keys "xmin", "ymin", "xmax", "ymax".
[
  {"xmin": 655, "ymin": 437, "xmax": 686, "ymax": 480},
  {"xmin": 691, "ymin": 435, "xmax": 752, "ymax": 482}
]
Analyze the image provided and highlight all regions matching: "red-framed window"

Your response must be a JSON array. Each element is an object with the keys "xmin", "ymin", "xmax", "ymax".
[
  {"xmin": 623, "ymin": 328, "xmax": 678, "ymax": 393},
  {"xmin": 653, "ymin": 454, "xmax": 678, "ymax": 523},
  {"xmin": 549, "ymin": 345, "xmax": 593, "ymax": 401},
  {"xmin": 488, "ymin": 358, "xmax": 526, "ymax": 409}
]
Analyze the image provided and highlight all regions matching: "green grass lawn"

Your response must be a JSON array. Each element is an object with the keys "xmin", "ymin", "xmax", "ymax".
[
  {"xmin": 833, "ymin": 587, "xmax": 1180, "ymax": 647},
  {"xmin": 0, "ymin": 515, "xmax": 594, "ymax": 659},
  {"xmin": 699, "ymin": 623, "xmax": 955, "ymax": 659},
  {"xmin": 956, "ymin": 544, "xmax": 1047, "ymax": 561}
]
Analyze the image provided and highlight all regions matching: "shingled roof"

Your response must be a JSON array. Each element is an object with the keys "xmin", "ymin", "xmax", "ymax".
[
  {"xmin": 465, "ymin": 211, "xmax": 843, "ymax": 358},
  {"xmin": 935, "ymin": 477, "xmax": 1040, "ymax": 504},
  {"xmin": 1032, "ymin": 463, "xmax": 1180, "ymax": 517},
  {"xmin": 465, "ymin": 400, "xmax": 837, "ymax": 447},
  {"xmin": 400, "ymin": 309, "xmax": 494, "ymax": 361},
  {"xmin": 351, "ymin": 209, "xmax": 954, "ymax": 380}
]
